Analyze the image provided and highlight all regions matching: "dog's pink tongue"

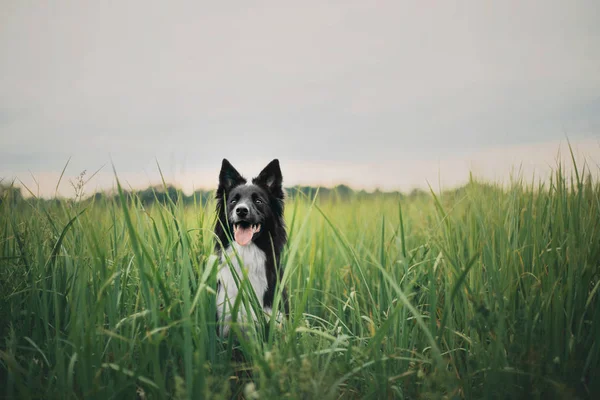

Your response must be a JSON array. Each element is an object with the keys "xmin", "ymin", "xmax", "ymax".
[{"xmin": 234, "ymin": 226, "xmax": 253, "ymax": 246}]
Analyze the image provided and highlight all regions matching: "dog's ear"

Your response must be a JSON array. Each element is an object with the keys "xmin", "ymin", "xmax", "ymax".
[
  {"xmin": 218, "ymin": 159, "xmax": 246, "ymax": 193},
  {"xmin": 254, "ymin": 159, "xmax": 283, "ymax": 196}
]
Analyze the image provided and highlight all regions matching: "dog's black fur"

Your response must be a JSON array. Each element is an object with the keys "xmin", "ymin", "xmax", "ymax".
[{"xmin": 214, "ymin": 158, "xmax": 289, "ymax": 315}]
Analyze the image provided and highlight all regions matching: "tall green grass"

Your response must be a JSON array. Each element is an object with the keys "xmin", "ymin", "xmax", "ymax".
[{"xmin": 1, "ymin": 163, "xmax": 599, "ymax": 399}]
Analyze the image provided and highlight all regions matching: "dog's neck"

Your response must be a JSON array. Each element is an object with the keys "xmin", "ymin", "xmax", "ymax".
[
  {"xmin": 219, "ymin": 242, "xmax": 269, "ymax": 303},
  {"xmin": 222, "ymin": 242, "xmax": 268, "ymax": 275}
]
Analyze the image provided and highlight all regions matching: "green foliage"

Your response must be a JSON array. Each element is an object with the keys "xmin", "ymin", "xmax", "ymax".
[{"xmin": 1, "ymin": 166, "xmax": 599, "ymax": 399}]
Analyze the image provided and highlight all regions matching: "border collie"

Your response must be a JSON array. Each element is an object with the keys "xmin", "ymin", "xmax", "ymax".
[{"xmin": 214, "ymin": 159, "xmax": 288, "ymax": 336}]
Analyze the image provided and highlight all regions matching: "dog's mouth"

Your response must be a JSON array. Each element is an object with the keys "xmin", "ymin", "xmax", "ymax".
[{"xmin": 232, "ymin": 222, "xmax": 261, "ymax": 246}]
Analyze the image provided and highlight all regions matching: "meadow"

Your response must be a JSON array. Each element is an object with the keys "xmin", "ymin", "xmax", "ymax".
[{"xmin": 1, "ymin": 162, "xmax": 599, "ymax": 399}]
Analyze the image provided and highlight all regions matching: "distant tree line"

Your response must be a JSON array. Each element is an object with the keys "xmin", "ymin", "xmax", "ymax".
[
  {"xmin": 1, "ymin": 182, "xmax": 458, "ymax": 207},
  {"xmin": 85, "ymin": 184, "xmax": 421, "ymax": 206},
  {"xmin": 0, "ymin": 184, "xmax": 24, "ymax": 205}
]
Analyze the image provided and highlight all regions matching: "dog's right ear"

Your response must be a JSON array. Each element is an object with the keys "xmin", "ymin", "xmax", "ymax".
[
  {"xmin": 218, "ymin": 159, "xmax": 246, "ymax": 194},
  {"xmin": 254, "ymin": 159, "xmax": 284, "ymax": 199}
]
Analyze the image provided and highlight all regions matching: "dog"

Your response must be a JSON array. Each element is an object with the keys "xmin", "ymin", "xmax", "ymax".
[{"xmin": 214, "ymin": 159, "xmax": 288, "ymax": 337}]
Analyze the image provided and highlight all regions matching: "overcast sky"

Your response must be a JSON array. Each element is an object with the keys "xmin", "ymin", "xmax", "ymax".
[{"xmin": 1, "ymin": 1, "xmax": 599, "ymax": 197}]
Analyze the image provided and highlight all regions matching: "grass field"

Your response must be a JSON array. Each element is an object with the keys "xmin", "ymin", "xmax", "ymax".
[{"xmin": 1, "ymin": 161, "xmax": 599, "ymax": 399}]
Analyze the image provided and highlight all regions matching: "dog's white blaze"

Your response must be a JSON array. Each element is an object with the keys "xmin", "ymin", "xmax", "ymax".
[{"xmin": 216, "ymin": 242, "xmax": 268, "ymax": 336}]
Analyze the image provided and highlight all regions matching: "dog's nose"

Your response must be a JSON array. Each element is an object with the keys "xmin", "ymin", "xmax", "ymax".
[{"xmin": 236, "ymin": 206, "xmax": 248, "ymax": 218}]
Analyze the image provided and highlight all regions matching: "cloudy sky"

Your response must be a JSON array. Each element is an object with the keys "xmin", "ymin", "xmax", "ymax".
[{"xmin": 1, "ymin": 0, "xmax": 599, "ymax": 197}]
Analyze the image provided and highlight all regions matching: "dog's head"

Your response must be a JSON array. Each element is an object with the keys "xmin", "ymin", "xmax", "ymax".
[{"xmin": 215, "ymin": 159, "xmax": 284, "ymax": 247}]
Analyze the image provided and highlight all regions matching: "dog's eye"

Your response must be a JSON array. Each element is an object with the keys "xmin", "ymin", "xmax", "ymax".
[
  {"xmin": 255, "ymin": 198, "xmax": 262, "ymax": 204},
  {"xmin": 230, "ymin": 199, "xmax": 237, "ymax": 204}
]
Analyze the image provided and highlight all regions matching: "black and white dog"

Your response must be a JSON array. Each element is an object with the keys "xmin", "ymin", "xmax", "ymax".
[{"xmin": 214, "ymin": 159, "xmax": 288, "ymax": 336}]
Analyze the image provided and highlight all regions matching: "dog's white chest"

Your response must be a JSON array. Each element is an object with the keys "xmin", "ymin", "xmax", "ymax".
[{"xmin": 216, "ymin": 243, "xmax": 268, "ymax": 331}]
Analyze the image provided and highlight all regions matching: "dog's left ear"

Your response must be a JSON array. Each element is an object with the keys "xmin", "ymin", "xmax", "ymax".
[
  {"xmin": 218, "ymin": 159, "xmax": 246, "ymax": 193},
  {"xmin": 254, "ymin": 159, "xmax": 283, "ymax": 196}
]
